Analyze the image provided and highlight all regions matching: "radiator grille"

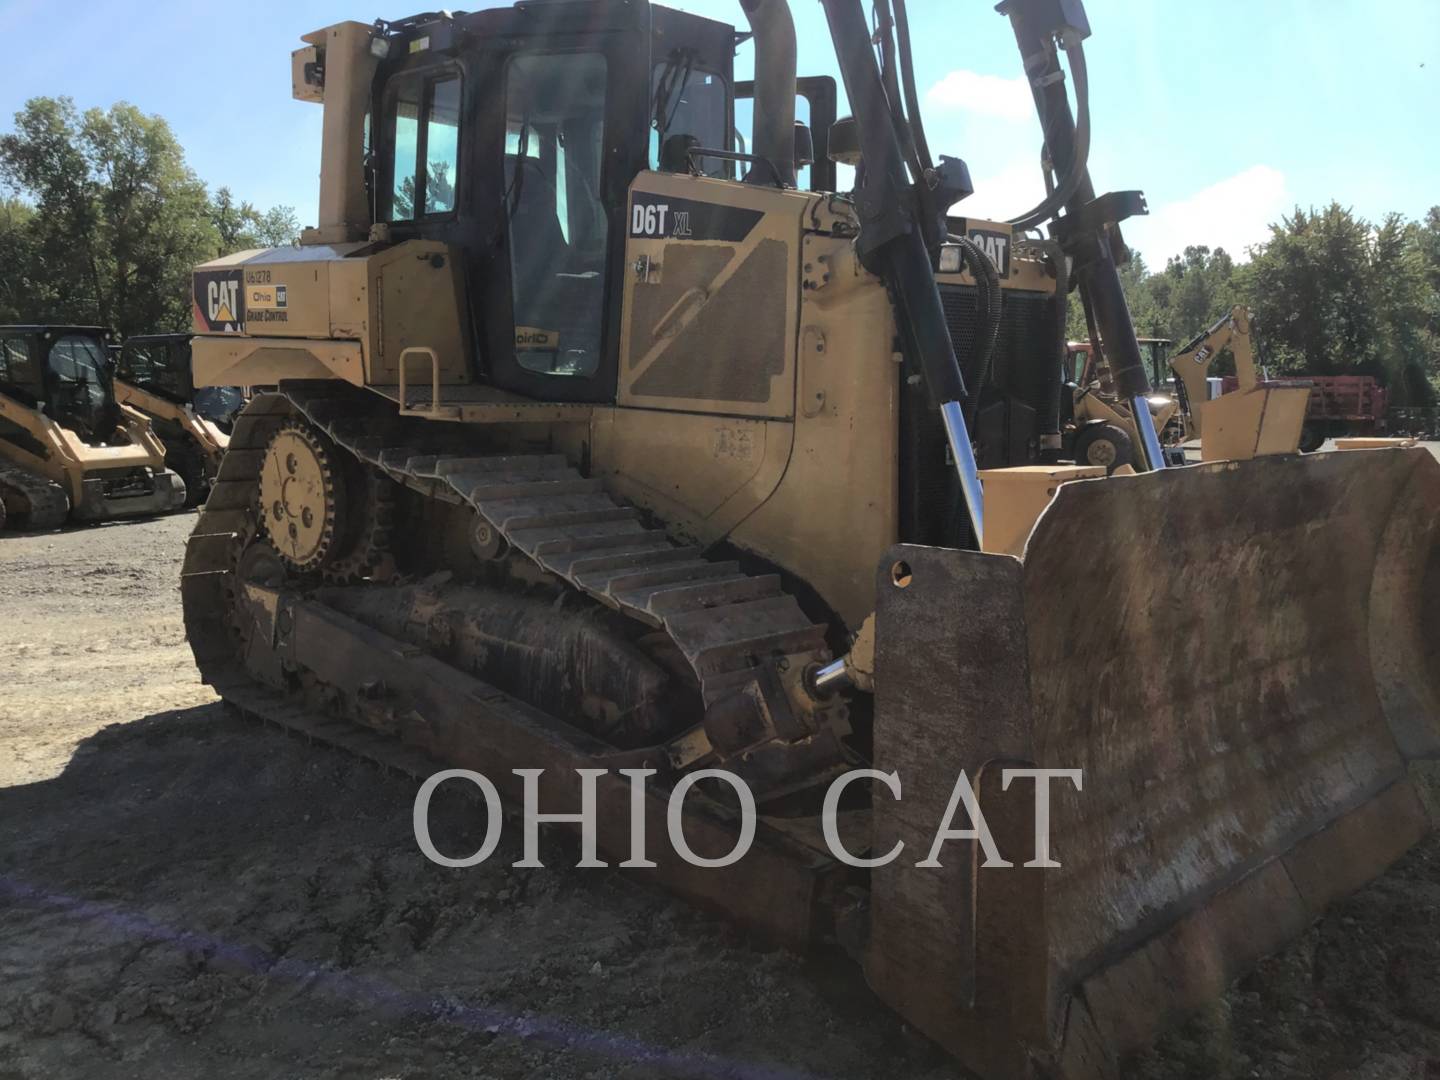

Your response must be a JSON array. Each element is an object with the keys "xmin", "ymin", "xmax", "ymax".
[{"xmin": 900, "ymin": 283, "xmax": 1058, "ymax": 546}]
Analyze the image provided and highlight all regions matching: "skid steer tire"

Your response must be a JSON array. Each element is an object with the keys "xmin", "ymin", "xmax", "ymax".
[
  {"xmin": 1074, "ymin": 421, "xmax": 1133, "ymax": 473},
  {"xmin": 167, "ymin": 444, "xmax": 209, "ymax": 508}
]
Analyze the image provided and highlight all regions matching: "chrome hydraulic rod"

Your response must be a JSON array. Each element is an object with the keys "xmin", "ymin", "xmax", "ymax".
[
  {"xmin": 941, "ymin": 400, "xmax": 985, "ymax": 547},
  {"xmin": 1129, "ymin": 397, "xmax": 1167, "ymax": 472}
]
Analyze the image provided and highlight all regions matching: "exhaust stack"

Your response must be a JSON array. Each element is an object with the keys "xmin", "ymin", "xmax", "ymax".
[
  {"xmin": 740, "ymin": 0, "xmax": 797, "ymax": 186},
  {"xmin": 293, "ymin": 22, "xmax": 378, "ymax": 244}
]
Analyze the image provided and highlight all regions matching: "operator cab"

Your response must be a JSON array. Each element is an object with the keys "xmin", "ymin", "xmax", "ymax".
[
  {"xmin": 0, "ymin": 326, "xmax": 119, "ymax": 443},
  {"xmin": 117, "ymin": 334, "xmax": 195, "ymax": 404},
  {"xmin": 1068, "ymin": 337, "xmax": 1176, "ymax": 390},
  {"xmin": 366, "ymin": 2, "xmax": 829, "ymax": 403}
]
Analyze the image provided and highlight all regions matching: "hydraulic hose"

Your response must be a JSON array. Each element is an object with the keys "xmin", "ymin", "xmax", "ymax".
[
  {"xmin": 947, "ymin": 235, "xmax": 1002, "ymax": 424},
  {"xmin": 892, "ymin": 0, "xmax": 933, "ymax": 173},
  {"xmin": 1018, "ymin": 237, "xmax": 1068, "ymax": 451},
  {"xmin": 1008, "ymin": 41, "xmax": 1090, "ymax": 232}
]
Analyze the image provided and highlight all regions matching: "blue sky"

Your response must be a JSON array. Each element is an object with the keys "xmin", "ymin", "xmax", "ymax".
[{"xmin": 1, "ymin": 0, "xmax": 1435, "ymax": 267}]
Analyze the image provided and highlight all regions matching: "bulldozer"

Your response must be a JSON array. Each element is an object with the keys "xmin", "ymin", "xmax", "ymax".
[
  {"xmin": 180, "ymin": 2, "xmax": 1439, "ymax": 1076},
  {"xmin": 113, "ymin": 333, "xmax": 234, "ymax": 505},
  {"xmin": 0, "ymin": 325, "xmax": 187, "ymax": 529}
]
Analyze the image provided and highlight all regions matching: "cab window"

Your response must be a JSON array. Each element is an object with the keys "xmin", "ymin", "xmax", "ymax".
[
  {"xmin": 0, "ymin": 338, "xmax": 27, "ymax": 386},
  {"xmin": 650, "ymin": 58, "xmax": 728, "ymax": 177},
  {"xmin": 48, "ymin": 335, "xmax": 109, "ymax": 412},
  {"xmin": 384, "ymin": 71, "xmax": 462, "ymax": 222},
  {"xmin": 503, "ymin": 52, "xmax": 610, "ymax": 378},
  {"xmin": 121, "ymin": 343, "xmax": 188, "ymax": 399}
]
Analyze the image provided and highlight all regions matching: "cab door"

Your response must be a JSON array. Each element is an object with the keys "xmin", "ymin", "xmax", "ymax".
[{"xmin": 460, "ymin": 4, "xmax": 651, "ymax": 405}]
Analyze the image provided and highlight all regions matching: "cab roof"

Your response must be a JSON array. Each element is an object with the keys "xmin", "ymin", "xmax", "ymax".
[{"xmin": 0, "ymin": 325, "xmax": 107, "ymax": 337}]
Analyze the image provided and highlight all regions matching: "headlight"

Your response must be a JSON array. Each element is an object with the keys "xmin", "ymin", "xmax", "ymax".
[{"xmin": 938, "ymin": 245, "xmax": 962, "ymax": 275}]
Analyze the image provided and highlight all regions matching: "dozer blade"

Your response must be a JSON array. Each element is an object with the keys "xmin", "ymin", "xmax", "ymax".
[{"xmin": 867, "ymin": 447, "xmax": 1440, "ymax": 1079}]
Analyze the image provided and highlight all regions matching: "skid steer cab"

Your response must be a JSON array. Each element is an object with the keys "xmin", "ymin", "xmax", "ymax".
[
  {"xmin": 180, "ymin": 2, "xmax": 1439, "ymax": 1078},
  {"xmin": 114, "ymin": 333, "xmax": 236, "ymax": 506},
  {"xmin": 0, "ymin": 325, "xmax": 186, "ymax": 530}
]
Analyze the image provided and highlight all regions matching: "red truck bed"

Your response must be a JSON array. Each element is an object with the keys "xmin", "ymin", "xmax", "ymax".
[{"xmin": 1220, "ymin": 374, "xmax": 1388, "ymax": 423}]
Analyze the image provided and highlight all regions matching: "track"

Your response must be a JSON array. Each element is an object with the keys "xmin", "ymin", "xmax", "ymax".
[
  {"xmin": 0, "ymin": 463, "xmax": 70, "ymax": 530},
  {"xmin": 182, "ymin": 383, "xmax": 846, "ymax": 794}
]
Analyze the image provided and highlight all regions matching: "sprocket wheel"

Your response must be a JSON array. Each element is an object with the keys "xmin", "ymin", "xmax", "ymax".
[
  {"xmin": 322, "ymin": 466, "xmax": 399, "ymax": 583},
  {"xmin": 258, "ymin": 421, "xmax": 346, "ymax": 572}
]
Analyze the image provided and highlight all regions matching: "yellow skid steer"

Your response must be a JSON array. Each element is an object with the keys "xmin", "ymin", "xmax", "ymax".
[
  {"xmin": 1, "ymin": 325, "xmax": 187, "ymax": 527},
  {"xmin": 113, "ymin": 333, "xmax": 232, "ymax": 505}
]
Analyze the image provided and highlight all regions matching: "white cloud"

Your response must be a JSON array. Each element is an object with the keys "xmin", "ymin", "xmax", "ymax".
[
  {"xmin": 949, "ymin": 156, "xmax": 1049, "ymax": 224},
  {"xmin": 925, "ymin": 70, "xmax": 1032, "ymax": 121},
  {"xmin": 1124, "ymin": 165, "xmax": 1290, "ymax": 267}
]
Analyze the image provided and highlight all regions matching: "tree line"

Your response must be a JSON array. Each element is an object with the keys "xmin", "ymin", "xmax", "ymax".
[
  {"xmin": 0, "ymin": 97, "xmax": 298, "ymax": 341},
  {"xmin": 1069, "ymin": 204, "xmax": 1440, "ymax": 406}
]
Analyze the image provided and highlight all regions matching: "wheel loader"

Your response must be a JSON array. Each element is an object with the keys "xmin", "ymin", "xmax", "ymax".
[
  {"xmin": 1065, "ymin": 336, "xmax": 1185, "ymax": 470},
  {"xmin": 181, "ymin": 2, "xmax": 1440, "ymax": 1076},
  {"xmin": 0, "ymin": 325, "xmax": 187, "ymax": 529},
  {"xmin": 113, "ymin": 333, "xmax": 234, "ymax": 506}
]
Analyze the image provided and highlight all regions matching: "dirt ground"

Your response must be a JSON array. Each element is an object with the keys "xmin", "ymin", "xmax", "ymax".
[{"xmin": 2, "ymin": 511, "xmax": 1440, "ymax": 1080}]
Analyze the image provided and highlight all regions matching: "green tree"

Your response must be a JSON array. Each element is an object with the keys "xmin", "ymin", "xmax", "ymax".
[
  {"xmin": 0, "ymin": 96, "xmax": 217, "ymax": 337},
  {"xmin": 0, "ymin": 196, "xmax": 42, "ymax": 323},
  {"xmin": 253, "ymin": 204, "xmax": 299, "ymax": 248},
  {"xmin": 209, "ymin": 186, "xmax": 299, "ymax": 254},
  {"xmin": 1, "ymin": 97, "xmax": 300, "ymax": 338},
  {"xmin": 1240, "ymin": 203, "xmax": 1379, "ymax": 376},
  {"xmin": 393, "ymin": 160, "xmax": 455, "ymax": 220}
]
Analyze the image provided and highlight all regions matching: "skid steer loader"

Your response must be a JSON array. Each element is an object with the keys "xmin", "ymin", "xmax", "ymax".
[
  {"xmin": 113, "ymin": 333, "xmax": 234, "ymax": 505},
  {"xmin": 0, "ymin": 325, "xmax": 187, "ymax": 529},
  {"xmin": 181, "ymin": 2, "xmax": 1439, "ymax": 1075}
]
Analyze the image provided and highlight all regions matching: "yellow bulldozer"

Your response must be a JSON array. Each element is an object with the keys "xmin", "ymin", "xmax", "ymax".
[
  {"xmin": 0, "ymin": 325, "xmax": 187, "ymax": 529},
  {"xmin": 180, "ymin": 2, "xmax": 1439, "ymax": 1076},
  {"xmin": 113, "ymin": 333, "xmax": 234, "ymax": 506}
]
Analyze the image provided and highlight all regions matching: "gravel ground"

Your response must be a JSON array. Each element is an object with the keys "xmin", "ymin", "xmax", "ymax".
[{"xmin": 2, "ymin": 498, "xmax": 1439, "ymax": 1080}]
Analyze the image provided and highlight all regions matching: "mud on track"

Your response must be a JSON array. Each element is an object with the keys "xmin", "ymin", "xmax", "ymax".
[{"xmin": 2, "ymin": 513, "xmax": 1439, "ymax": 1079}]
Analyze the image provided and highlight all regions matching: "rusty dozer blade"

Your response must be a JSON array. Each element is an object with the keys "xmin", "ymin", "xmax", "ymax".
[{"xmin": 866, "ymin": 447, "xmax": 1440, "ymax": 1079}]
